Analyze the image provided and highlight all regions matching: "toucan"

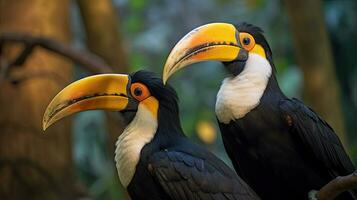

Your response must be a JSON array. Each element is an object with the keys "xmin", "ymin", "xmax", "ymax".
[
  {"xmin": 162, "ymin": 22, "xmax": 357, "ymax": 200},
  {"xmin": 42, "ymin": 70, "xmax": 260, "ymax": 200}
]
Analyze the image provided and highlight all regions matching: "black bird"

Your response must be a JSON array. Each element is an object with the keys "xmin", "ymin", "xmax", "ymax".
[
  {"xmin": 43, "ymin": 70, "xmax": 260, "ymax": 200},
  {"xmin": 162, "ymin": 23, "xmax": 357, "ymax": 200}
]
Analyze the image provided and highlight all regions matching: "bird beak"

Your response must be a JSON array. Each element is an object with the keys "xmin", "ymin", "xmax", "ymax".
[
  {"xmin": 43, "ymin": 74, "xmax": 130, "ymax": 131},
  {"xmin": 163, "ymin": 23, "xmax": 243, "ymax": 83}
]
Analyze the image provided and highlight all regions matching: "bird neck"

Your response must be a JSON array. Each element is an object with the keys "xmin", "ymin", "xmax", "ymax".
[
  {"xmin": 156, "ymin": 102, "xmax": 185, "ymax": 140},
  {"xmin": 216, "ymin": 53, "xmax": 273, "ymax": 123},
  {"xmin": 115, "ymin": 103, "xmax": 158, "ymax": 187},
  {"xmin": 264, "ymin": 48, "xmax": 286, "ymax": 99},
  {"xmin": 114, "ymin": 96, "xmax": 185, "ymax": 187},
  {"xmin": 139, "ymin": 100, "xmax": 186, "ymax": 157},
  {"xmin": 264, "ymin": 72, "xmax": 285, "ymax": 99}
]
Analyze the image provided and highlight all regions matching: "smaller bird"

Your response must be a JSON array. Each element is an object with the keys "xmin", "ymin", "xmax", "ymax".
[{"xmin": 43, "ymin": 70, "xmax": 260, "ymax": 200}]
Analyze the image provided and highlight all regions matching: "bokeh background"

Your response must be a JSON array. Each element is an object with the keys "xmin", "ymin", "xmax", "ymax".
[{"xmin": 0, "ymin": 0, "xmax": 356, "ymax": 199}]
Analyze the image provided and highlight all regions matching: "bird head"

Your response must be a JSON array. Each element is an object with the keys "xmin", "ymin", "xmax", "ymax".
[
  {"xmin": 163, "ymin": 22, "xmax": 274, "ymax": 82},
  {"xmin": 43, "ymin": 70, "xmax": 180, "ymax": 131}
]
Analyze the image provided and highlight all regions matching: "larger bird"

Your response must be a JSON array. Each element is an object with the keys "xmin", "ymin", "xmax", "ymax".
[
  {"xmin": 43, "ymin": 70, "xmax": 259, "ymax": 200},
  {"xmin": 163, "ymin": 23, "xmax": 356, "ymax": 199}
]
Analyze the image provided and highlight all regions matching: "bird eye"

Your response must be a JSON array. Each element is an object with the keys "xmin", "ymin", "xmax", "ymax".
[
  {"xmin": 130, "ymin": 83, "xmax": 151, "ymax": 101},
  {"xmin": 242, "ymin": 37, "xmax": 250, "ymax": 45},
  {"xmin": 239, "ymin": 32, "xmax": 255, "ymax": 51},
  {"xmin": 134, "ymin": 87, "xmax": 142, "ymax": 96}
]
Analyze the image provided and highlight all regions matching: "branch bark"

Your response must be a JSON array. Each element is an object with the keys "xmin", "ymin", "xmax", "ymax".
[
  {"xmin": 0, "ymin": 32, "xmax": 113, "ymax": 80},
  {"xmin": 309, "ymin": 170, "xmax": 357, "ymax": 200}
]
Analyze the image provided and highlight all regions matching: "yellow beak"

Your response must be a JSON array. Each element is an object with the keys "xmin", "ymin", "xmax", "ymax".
[
  {"xmin": 43, "ymin": 74, "xmax": 130, "ymax": 130},
  {"xmin": 162, "ymin": 23, "xmax": 242, "ymax": 84}
]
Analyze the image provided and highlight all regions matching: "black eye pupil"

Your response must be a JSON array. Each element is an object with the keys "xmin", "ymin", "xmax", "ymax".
[
  {"xmin": 243, "ymin": 37, "xmax": 250, "ymax": 45},
  {"xmin": 134, "ymin": 87, "xmax": 142, "ymax": 96}
]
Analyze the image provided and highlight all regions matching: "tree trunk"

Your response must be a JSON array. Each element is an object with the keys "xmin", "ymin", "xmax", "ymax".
[
  {"xmin": 283, "ymin": 0, "xmax": 347, "ymax": 146},
  {"xmin": 0, "ymin": 0, "xmax": 76, "ymax": 199},
  {"xmin": 76, "ymin": 0, "xmax": 130, "ymax": 198},
  {"xmin": 77, "ymin": 0, "xmax": 128, "ymax": 72}
]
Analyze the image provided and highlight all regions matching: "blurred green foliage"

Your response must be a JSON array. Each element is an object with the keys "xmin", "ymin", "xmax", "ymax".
[{"xmin": 71, "ymin": 0, "xmax": 357, "ymax": 199}]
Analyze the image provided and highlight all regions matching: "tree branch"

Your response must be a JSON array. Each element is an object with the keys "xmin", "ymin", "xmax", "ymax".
[
  {"xmin": 309, "ymin": 170, "xmax": 357, "ymax": 200},
  {"xmin": 0, "ymin": 32, "xmax": 113, "ymax": 82}
]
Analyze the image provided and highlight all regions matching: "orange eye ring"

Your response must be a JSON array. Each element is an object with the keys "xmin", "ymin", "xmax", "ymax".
[
  {"xmin": 239, "ymin": 32, "xmax": 255, "ymax": 51},
  {"xmin": 130, "ymin": 82, "xmax": 151, "ymax": 101}
]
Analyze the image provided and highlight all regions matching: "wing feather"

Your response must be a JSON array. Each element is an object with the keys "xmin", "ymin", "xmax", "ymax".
[
  {"xmin": 279, "ymin": 98, "xmax": 355, "ymax": 176},
  {"xmin": 149, "ymin": 150, "xmax": 259, "ymax": 200}
]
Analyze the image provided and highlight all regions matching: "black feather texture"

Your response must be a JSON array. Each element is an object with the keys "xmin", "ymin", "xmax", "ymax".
[
  {"xmin": 149, "ymin": 150, "xmax": 259, "ymax": 200},
  {"xmin": 279, "ymin": 98, "xmax": 357, "ymax": 198}
]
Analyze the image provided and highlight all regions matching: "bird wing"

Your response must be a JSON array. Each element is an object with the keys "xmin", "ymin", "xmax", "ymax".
[
  {"xmin": 148, "ymin": 150, "xmax": 259, "ymax": 200},
  {"xmin": 279, "ymin": 98, "xmax": 355, "ymax": 177}
]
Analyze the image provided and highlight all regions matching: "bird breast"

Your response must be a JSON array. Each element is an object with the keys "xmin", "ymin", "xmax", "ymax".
[
  {"xmin": 114, "ymin": 104, "xmax": 158, "ymax": 187},
  {"xmin": 215, "ymin": 53, "xmax": 272, "ymax": 124}
]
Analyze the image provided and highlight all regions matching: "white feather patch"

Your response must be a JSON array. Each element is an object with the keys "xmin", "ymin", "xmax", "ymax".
[
  {"xmin": 114, "ymin": 103, "xmax": 158, "ymax": 187},
  {"xmin": 215, "ymin": 53, "xmax": 272, "ymax": 124}
]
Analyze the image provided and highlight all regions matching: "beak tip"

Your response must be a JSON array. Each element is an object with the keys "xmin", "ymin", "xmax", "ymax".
[
  {"xmin": 162, "ymin": 71, "xmax": 169, "ymax": 85},
  {"xmin": 42, "ymin": 122, "xmax": 48, "ymax": 131},
  {"xmin": 42, "ymin": 116, "xmax": 51, "ymax": 132}
]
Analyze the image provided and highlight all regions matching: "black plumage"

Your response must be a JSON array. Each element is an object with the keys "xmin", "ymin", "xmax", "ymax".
[
  {"xmin": 279, "ymin": 98, "xmax": 355, "ymax": 177},
  {"xmin": 217, "ymin": 23, "xmax": 356, "ymax": 200},
  {"xmin": 126, "ymin": 71, "xmax": 259, "ymax": 200}
]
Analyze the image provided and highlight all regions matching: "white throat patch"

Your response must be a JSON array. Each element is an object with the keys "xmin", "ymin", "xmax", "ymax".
[
  {"xmin": 215, "ymin": 53, "xmax": 272, "ymax": 124},
  {"xmin": 114, "ymin": 103, "xmax": 158, "ymax": 187}
]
